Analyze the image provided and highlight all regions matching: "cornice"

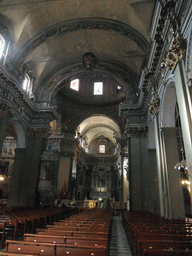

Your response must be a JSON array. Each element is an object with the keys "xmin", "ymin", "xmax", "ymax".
[{"xmin": 0, "ymin": 66, "xmax": 60, "ymax": 124}]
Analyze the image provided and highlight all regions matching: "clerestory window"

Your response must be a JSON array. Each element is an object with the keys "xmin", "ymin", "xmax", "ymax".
[
  {"xmin": 94, "ymin": 82, "xmax": 103, "ymax": 95},
  {"xmin": 99, "ymin": 145, "xmax": 105, "ymax": 154},
  {"xmin": 23, "ymin": 73, "xmax": 33, "ymax": 97},
  {"xmin": 0, "ymin": 34, "xmax": 5, "ymax": 59},
  {"xmin": 70, "ymin": 79, "xmax": 79, "ymax": 91}
]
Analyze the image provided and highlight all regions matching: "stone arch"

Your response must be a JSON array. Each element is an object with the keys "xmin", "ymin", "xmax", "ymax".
[
  {"xmin": 148, "ymin": 120, "xmax": 156, "ymax": 149},
  {"xmin": 161, "ymin": 79, "xmax": 177, "ymax": 128},
  {"xmin": 9, "ymin": 121, "xmax": 26, "ymax": 148}
]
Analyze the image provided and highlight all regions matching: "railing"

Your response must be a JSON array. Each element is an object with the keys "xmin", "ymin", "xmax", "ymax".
[{"xmin": 58, "ymin": 199, "xmax": 128, "ymax": 210}]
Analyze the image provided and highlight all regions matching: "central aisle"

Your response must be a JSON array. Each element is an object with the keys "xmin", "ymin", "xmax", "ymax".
[{"xmin": 109, "ymin": 213, "xmax": 132, "ymax": 256}]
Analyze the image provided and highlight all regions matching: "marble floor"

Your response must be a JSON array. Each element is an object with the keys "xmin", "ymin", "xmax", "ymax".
[{"xmin": 109, "ymin": 213, "xmax": 132, "ymax": 256}]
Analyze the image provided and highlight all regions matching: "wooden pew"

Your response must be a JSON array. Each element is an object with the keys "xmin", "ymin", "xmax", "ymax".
[
  {"xmin": 6, "ymin": 241, "xmax": 56, "ymax": 256},
  {"xmin": 5, "ymin": 240, "xmax": 108, "ymax": 256},
  {"xmin": 36, "ymin": 229, "xmax": 109, "ymax": 238},
  {"xmin": 0, "ymin": 253, "xmax": 38, "ymax": 256},
  {"xmin": 137, "ymin": 239, "xmax": 192, "ymax": 256},
  {"xmin": 142, "ymin": 248, "xmax": 192, "ymax": 256},
  {"xmin": 24, "ymin": 233, "xmax": 108, "ymax": 247},
  {"xmin": 122, "ymin": 210, "xmax": 192, "ymax": 256}
]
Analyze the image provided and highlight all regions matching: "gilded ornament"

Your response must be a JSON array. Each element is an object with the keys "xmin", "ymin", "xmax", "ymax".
[
  {"xmin": 149, "ymin": 97, "xmax": 160, "ymax": 115},
  {"xmin": 165, "ymin": 36, "xmax": 186, "ymax": 70}
]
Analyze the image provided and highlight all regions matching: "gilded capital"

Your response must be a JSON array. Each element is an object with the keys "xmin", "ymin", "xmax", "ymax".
[
  {"xmin": 149, "ymin": 97, "xmax": 160, "ymax": 115},
  {"xmin": 165, "ymin": 36, "xmax": 186, "ymax": 70}
]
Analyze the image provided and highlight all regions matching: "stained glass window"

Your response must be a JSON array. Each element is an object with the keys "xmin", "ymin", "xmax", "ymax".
[
  {"xmin": 94, "ymin": 82, "xmax": 103, "ymax": 95},
  {"xmin": 99, "ymin": 145, "xmax": 105, "ymax": 153},
  {"xmin": 70, "ymin": 79, "xmax": 79, "ymax": 91}
]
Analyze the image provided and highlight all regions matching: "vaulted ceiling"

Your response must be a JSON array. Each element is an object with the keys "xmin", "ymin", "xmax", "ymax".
[{"xmin": 0, "ymin": 0, "xmax": 156, "ymax": 148}]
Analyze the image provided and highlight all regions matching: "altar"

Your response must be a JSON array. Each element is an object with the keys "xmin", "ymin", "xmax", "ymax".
[{"xmin": 84, "ymin": 200, "xmax": 98, "ymax": 208}]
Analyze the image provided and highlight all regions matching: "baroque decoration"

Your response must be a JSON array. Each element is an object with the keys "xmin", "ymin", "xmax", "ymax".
[
  {"xmin": 83, "ymin": 52, "xmax": 97, "ymax": 71},
  {"xmin": 149, "ymin": 97, "xmax": 160, "ymax": 115},
  {"xmin": 165, "ymin": 36, "xmax": 186, "ymax": 70}
]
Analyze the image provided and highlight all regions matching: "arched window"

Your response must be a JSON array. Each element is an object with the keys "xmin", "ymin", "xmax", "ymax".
[
  {"xmin": 94, "ymin": 82, "xmax": 103, "ymax": 95},
  {"xmin": 23, "ymin": 73, "xmax": 33, "ymax": 98},
  {"xmin": 99, "ymin": 145, "xmax": 105, "ymax": 154},
  {"xmin": 70, "ymin": 79, "xmax": 79, "ymax": 91},
  {"xmin": 0, "ymin": 34, "xmax": 5, "ymax": 59}
]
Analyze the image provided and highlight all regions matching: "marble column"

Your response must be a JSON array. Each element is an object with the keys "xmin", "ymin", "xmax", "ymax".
[
  {"xmin": 7, "ymin": 148, "xmax": 27, "ymax": 206},
  {"xmin": 154, "ymin": 114, "xmax": 166, "ymax": 217},
  {"xmin": 174, "ymin": 61, "xmax": 192, "ymax": 200},
  {"xmin": 128, "ymin": 128, "xmax": 150, "ymax": 211},
  {"xmin": 8, "ymin": 128, "xmax": 48, "ymax": 207},
  {"xmin": 110, "ymin": 165, "xmax": 116, "ymax": 200},
  {"xmin": 120, "ymin": 155, "xmax": 124, "ymax": 202},
  {"xmin": 161, "ymin": 127, "xmax": 185, "ymax": 217},
  {"xmin": 148, "ymin": 149, "xmax": 160, "ymax": 214},
  {"xmin": 0, "ymin": 103, "xmax": 12, "ymax": 153},
  {"xmin": 58, "ymin": 132, "xmax": 75, "ymax": 200}
]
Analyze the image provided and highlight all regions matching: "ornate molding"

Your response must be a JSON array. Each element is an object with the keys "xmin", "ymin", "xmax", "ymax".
[
  {"xmin": 165, "ymin": 36, "xmax": 186, "ymax": 70},
  {"xmin": 125, "ymin": 126, "xmax": 148, "ymax": 137},
  {"xmin": 149, "ymin": 97, "xmax": 160, "ymax": 115},
  {"xmin": 60, "ymin": 132, "xmax": 76, "ymax": 157},
  {"xmin": 28, "ymin": 127, "xmax": 51, "ymax": 138},
  {"xmin": 0, "ymin": 102, "xmax": 13, "ymax": 120}
]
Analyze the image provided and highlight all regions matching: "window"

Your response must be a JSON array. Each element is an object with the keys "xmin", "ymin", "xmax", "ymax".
[
  {"xmin": 23, "ymin": 74, "xmax": 30, "ymax": 91},
  {"xmin": 94, "ymin": 82, "xmax": 103, "ymax": 95},
  {"xmin": 23, "ymin": 73, "xmax": 33, "ymax": 97},
  {"xmin": 0, "ymin": 34, "xmax": 5, "ymax": 59},
  {"xmin": 70, "ymin": 79, "xmax": 79, "ymax": 91},
  {"xmin": 99, "ymin": 145, "xmax": 105, "ymax": 154}
]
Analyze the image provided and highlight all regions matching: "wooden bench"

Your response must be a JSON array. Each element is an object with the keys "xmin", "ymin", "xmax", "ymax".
[
  {"xmin": 142, "ymin": 248, "xmax": 192, "ymax": 256},
  {"xmin": 6, "ymin": 240, "xmax": 56, "ymax": 256},
  {"xmin": 37, "ymin": 230, "xmax": 109, "ymax": 240},
  {"xmin": 137, "ymin": 239, "xmax": 192, "ymax": 255},
  {"xmin": 0, "ymin": 253, "xmax": 38, "ymax": 256},
  {"xmin": 24, "ymin": 233, "xmax": 108, "ymax": 247},
  {"xmin": 5, "ymin": 240, "xmax": 108, "ymax": 256}
]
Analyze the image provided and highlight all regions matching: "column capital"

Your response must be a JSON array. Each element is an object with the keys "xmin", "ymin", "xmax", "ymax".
[
  {"xmin": 0, "ymin": 102, "xmax": 13, "ymax": 120},
  {"xmin": 125, "ymin": 126, "xmax": 148, "ymax": 137},
  {"xmin": 165, "ymin": 36, "xmax": 186, "ymax": 70},
  {"xmin": 28, "ymin": 127, "xmax": 51, "ymax": 138},
  {"xmin": 61, "ymin": 132, "xmax": 75, "ymax": 157},
  {"xmin": 149, "ymin": 97, "xmax": 160, "ymax": 115}
]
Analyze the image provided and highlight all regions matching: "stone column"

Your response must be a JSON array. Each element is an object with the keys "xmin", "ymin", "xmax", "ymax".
[
  {"xmin": 0, "ymin": 102, "xmax": 12, "ymax": 153},
  {"xmin": 110, "ymin": 165, "xmax": 116, "ymax": 200},
  {"xmin": 127, "ymin": 127, "xmax": 150, "ymax": 211},
  {"xmin": 8, "ymin": 128, "xmax": 48, "ymax": 207},
  {"xmin": 58, "ymin": 132, "xmax": 75, "ymax": 200},
  {"xmin": 161, "ymin": 127, "xmax": 185, "ymax": 217},
  {"xmin": 174, "ymin": 61, "xmax": 192, "ymax": 197},
  {"xmin": 149, "ymin": 97, "xmax": 167, "ymax": 217},
  {"xmin": 148, "ymin": 149, "xmax": 160, "ymax": 214},
  {"xmin": 120, "ymin": 155, "xmax": 124, "ymax": 202},
  {"xmin": 7, "ymin": 148, "xmax": 27, "ymax": 206}
]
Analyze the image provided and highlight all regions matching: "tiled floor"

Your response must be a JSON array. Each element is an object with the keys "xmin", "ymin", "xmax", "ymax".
[{"xmin": 109, "ymin": 213, "xmax": 132, "ymax": 256}]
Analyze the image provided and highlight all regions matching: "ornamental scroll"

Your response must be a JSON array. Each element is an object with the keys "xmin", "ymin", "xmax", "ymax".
[{"xmin": 165, "ymin": 36, "xmax": 186, "ymax": 70}]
